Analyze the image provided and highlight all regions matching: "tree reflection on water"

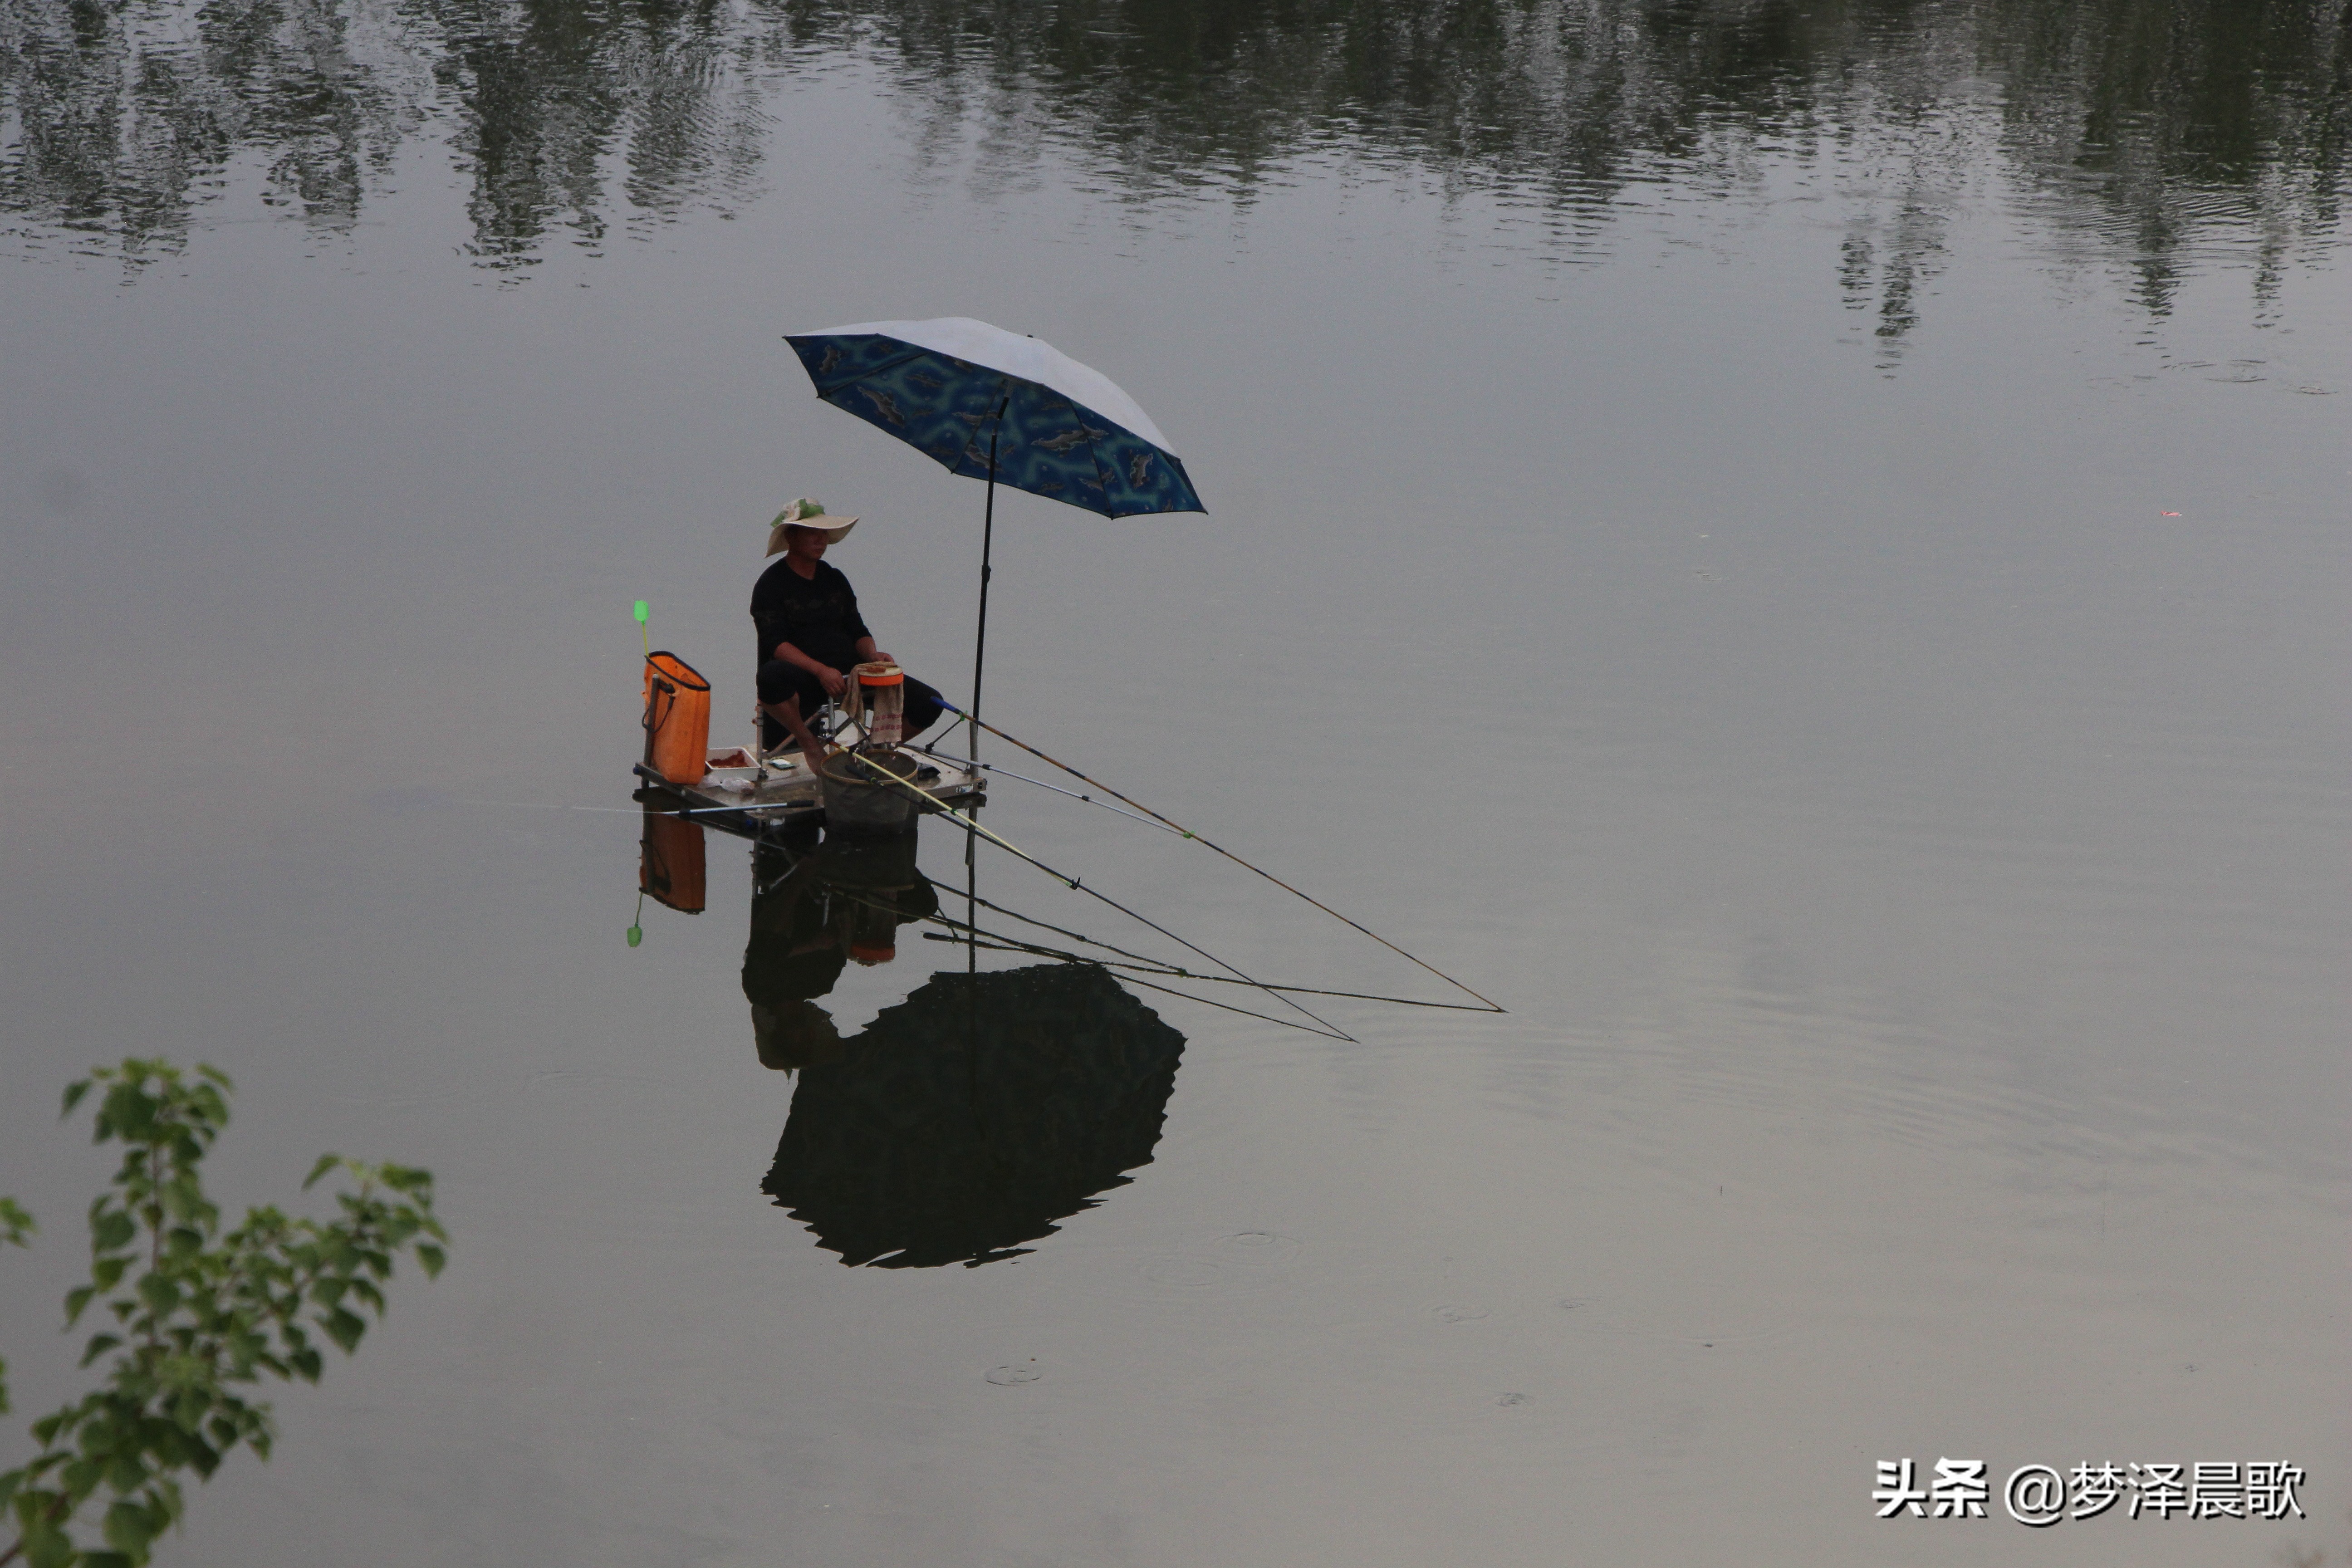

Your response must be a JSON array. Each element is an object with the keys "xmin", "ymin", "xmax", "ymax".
[{"xmin": 6, "ymin": 0, "xmax": 2337, "ymax": 317}]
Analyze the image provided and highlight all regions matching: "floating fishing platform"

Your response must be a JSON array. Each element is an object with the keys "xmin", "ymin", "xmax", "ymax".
[{"xmin": 633, "ymin": 727, "xmax": 984, "ymax": 843}]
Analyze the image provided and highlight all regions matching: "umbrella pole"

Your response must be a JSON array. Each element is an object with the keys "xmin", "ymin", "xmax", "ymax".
[
  {"xmin": 970, "ymin": 409, "xmax": 1004, "ymax": 767},
  {"xmin": 967, "ymin": 406, "xmax": 1005, "ymax": 973}
]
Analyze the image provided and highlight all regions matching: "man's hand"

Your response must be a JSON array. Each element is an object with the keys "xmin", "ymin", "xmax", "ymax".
[{"xmin": 816, "ymin": 666, "xmax": 848, "ymax": 698}]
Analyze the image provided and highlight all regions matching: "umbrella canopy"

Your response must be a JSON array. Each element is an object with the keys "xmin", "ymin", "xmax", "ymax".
[
  {"xmin": 763, "ymin": 963, "xmax": 1187, "ymax": 1268},
  {"xmin": 785, "ymin": 317, "xmax": 1204, "ymax": 518}
]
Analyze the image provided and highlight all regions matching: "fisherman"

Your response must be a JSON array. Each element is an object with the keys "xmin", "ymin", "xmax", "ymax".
[{"xmin": 752, "ymin": 498, "xmax": 949, "ymax": 755}]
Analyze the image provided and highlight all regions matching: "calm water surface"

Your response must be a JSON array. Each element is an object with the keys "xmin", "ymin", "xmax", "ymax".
[{"xmin": 2, "ymin": 2, "xmax": 2347, "ymax": 1563}]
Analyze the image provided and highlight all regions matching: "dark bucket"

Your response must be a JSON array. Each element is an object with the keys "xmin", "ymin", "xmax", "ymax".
[{"xmin": 816, "ymin": 748, "xmax": 925, "ymax": 837}]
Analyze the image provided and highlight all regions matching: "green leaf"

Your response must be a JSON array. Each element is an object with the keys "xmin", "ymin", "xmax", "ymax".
[
  {"xmin": 196, "ymin": 1063, "xmax": 233, "ymax": 1092},
  {"xmin": 64, "ymin": 1285, "xmax": 97, "ymax": 1325},
  {"xmin": 91, "ymin": 1257, "xmax": 128, "ymax": 1289},
  {"xmin": 301, "ymin": 1155, "xmax": 342, "ymax": 1192},
  {"xmin": 79, "ymin": 1335, "xmax": 122, "ymax": 1368},
  {"xmin": 63, "ymin": 1080, "xmax": 91, "ymax": 1117},
  {"xmin": 107, "ymin": 1085, "xmax": 157, "ymax": 1138},
  {"xmin": 137, "ymin": 1274, "xmax": 181, "ymax": 1315},
  {"xmin": 91, "ymin": 1211, "xmax": 137, "ymax": 1254},
  {"xmin": 289, "ymin": 1348, "xmax": 322, "ymax": 1382},
  {"xmin": 190, "ymin": 1083, "xmax": 230, "ymax": 1125},
  {"xmin": 322, "ymin": 1308, "xmax": 366, "ymax": 1354},
  {"xmin": 24, "ymin": 1518, "xmax": 75, "ymax": 1568},
  {"xmin": 415, "ymin": 1244, "xmax": 446, "ymax": 1279}
]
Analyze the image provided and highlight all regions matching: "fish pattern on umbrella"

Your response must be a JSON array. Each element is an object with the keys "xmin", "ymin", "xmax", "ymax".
[{"xmin": 788, "ymin": 332, "xmax": 1205, "ymax": 518}]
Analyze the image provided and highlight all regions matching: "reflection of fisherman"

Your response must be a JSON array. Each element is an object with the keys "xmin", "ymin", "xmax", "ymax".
[
  {"xmin": 752, "ymin": 499, "xmax": 947, "ymax": 753},
  {"xmin": 743, "ymin": 840, "xmax": 940, "ymax": 1071}
]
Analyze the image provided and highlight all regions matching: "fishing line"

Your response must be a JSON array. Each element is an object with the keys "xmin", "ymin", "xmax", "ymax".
[
  {"xmin": 1096, "ymin": 970, "xmax": 1350, "ymax": 1034},
  {"xmin": 921, "ymin": 921, "xmax": 1506, "ymax": 1012},
  {"xmin": 957, "ymin": 888, "xmax": 1206, "ymax": 974},
  {"xmin": 946, "ymin": 891, "xmax": 1491, "ymax": 1009},
  {"xmin": 931, "ymin": 701, "xmax": 1504, "ymax": 1013},
  {"xmin": 912, "ymin": 930, "xmax": 1343, "ymax": 1036},
  {"xmin": 457, "ymin": 798, "xmax": 808, "ymax": 820},
  {"xmin": 905, "ymin": 745, "xmax": 1186, "ymax": 836},
  {"xmin": 851, "ymin": 760, "xmax": 1353, "ymax": 1040}
]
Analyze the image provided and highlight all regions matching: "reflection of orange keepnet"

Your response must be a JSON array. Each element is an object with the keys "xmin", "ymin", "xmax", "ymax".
[
  {"xmin": 638, "ymin": 808, "xmax": 706, "ymax": 913},
  {"xmin": 642, "ymin": 651, "xmax": 710, "ymax": 784}
]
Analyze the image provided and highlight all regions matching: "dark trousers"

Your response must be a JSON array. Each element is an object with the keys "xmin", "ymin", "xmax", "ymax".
[{"xmin": 757, "ymin": 659, "xmax": 946, "ymax": 749}]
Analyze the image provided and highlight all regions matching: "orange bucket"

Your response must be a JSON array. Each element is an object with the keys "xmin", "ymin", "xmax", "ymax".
[
  {"xmin": 642, "ymin": 651, "xmax": 711, "ymax": 785},
  {"xmin": 853, "ymin": 662, "xmax": 905, "ymax": 747}
]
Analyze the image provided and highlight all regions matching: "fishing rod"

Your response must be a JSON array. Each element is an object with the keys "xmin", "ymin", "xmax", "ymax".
[
  {"xmin": 929, "ymin": 699, "xmax": 1505, "ymax": 1013},
  {"xmin": 733, "ymin": 834, "xmax": 1336, "ymax": 1034},
  {"xmin": 956, "ymin": 895, "xmax": 1499, "ymax": 1010},
  {"xmin": 921, "ymin": 921, "xmax": 1505, "ymax": 1012},
  {"xmin": 741, "ymin": 823, "xmax": 1457, "ymax": 1019},
  {"xmin": 918, "ymin": 931, "xmax": 1345, "ymax": 1035},
  {"xmin": 840, "ymin": 750, "xmax": 1355, "ymax": 1041},
  {"xmin": 905, "ymin": 744, "xmax": 1188, "ymax": 837}
]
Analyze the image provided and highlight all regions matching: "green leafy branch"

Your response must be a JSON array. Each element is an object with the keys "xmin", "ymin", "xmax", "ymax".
[
  {"xmin": 0, "ymin": 1059, "xmax": 447, "ymax": 1568},
  {"xmin": 0, "ymin": 1199, "xmax": 34, "ymax": 1418}
]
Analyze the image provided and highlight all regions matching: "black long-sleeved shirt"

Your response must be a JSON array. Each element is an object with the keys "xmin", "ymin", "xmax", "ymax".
[{"xmin": 750, "ymin": 558, "xmax": 871, "ymax": 674}]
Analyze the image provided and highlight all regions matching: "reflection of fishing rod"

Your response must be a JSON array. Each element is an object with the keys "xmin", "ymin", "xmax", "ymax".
[
  {"xmin": 921, "ymin": 921, "xmax": 1503, "ymax": 1012},
  {"xmin": 938, "ymin": 885, "xmax": 1497, "ymax": 1010},
  {"xmin": 925, "ymin": 701, "xmax": 1504, "ymax": 1013},
  {"xmin": 850, "ymin": 756, "xmax": 1353, "ymax": 1041}
]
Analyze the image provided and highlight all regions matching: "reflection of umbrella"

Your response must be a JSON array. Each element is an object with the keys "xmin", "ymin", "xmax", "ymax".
[
  {"xmin": 784, "ymin": 317, "xmax": 1205, "ymax": 753},
  {"xmin": 762, "ymin": 963, "xmax": 1186, "ymax": 1268}
]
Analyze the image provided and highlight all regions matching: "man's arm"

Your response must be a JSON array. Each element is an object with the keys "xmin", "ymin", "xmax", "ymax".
[{"xmin": 772, "ymin": 637, "xmax": 848, "ymax": 697}]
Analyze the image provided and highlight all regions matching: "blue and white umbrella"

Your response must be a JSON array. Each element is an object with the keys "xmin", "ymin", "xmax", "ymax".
[
  {"xmin": 784, "ymin": 317, "xmax": 1205, "ymax": 773},
  {"xmin": 785, "ymin": 316, "xmax": 1205, "ymax": 519}
]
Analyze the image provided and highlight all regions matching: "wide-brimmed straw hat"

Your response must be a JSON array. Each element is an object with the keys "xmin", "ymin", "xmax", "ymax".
[{"xmin": 766, "ymin": 497, "xmax": 859, "ymax": 555}]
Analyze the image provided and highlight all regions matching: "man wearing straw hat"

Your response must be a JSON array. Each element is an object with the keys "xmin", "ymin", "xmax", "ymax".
[{"xmin": 752, "ymin": 499, "xmax": 947, "ymax": 754}]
